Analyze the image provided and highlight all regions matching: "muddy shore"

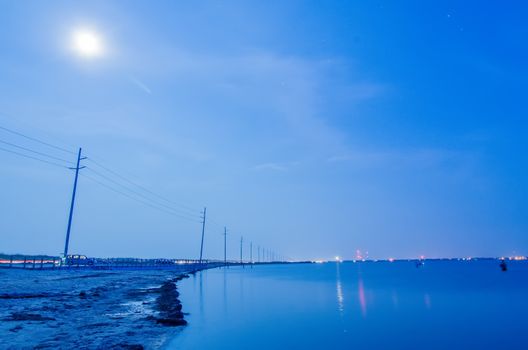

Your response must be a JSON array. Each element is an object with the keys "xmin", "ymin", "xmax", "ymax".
[{"xmin": 0, "ymin": 268, "xmax": 193, "ymax": 349}]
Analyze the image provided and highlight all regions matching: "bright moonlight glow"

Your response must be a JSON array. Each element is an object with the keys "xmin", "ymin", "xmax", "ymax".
[{"xmin": 71, "ymin": 29, "xmax": 103, "ymax": 58}]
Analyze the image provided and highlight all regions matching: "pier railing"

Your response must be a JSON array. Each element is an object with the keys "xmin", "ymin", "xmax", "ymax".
[{"xmin": 0, "ymin": 255, "xmax": 226, "ymax": 270}]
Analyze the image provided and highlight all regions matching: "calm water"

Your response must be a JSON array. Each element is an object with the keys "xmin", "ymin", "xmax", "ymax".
[{"xmin": 168, "ymin": 261, "xmax": 528, "ymax": 349}]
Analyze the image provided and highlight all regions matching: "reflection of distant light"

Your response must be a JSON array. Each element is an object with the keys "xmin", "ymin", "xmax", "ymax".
[
  {"xmin": 391, "ymin": 291, "xmax": 399, "ymax": 309},
  {"xmin": 424, "ymin": 294, "xmax": 431, "ymax": 309},
  {"xmin": 336, "ymin": 263, "xmax": 344, "ymax": 315},
  {"xmin": 336, "ymin": 280, "xmax": 344, "ymax": 313},
  {"xmin": 388, "ymin": 258, "xmax": 395, "ymax": 262},
  {"xmin": 358, "ymin": 279, "xmax": 367, "ymax": 317}
]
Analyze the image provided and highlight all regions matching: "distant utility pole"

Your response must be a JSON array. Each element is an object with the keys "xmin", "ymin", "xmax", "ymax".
[
  {"xmin": 240, "ymin": 236, "xmax": 243, "ymax": 264},
  {"xmin": 250, "ymin": 242, "xmax": 253, "ymax": 264},
  {"xmin": 258, "ymin": 245, "xmax": 260, "ymax": 263},
  {"xmin": 63, "ymin": 147, "xmax": 86, "ymax": 257},
  {"xmin": 199, "ymin": 207, "xmax": 207, "ymax": 264},
  {"xmin": 223, "ymin": 226, "xmax": 227, "ymax": 266}
]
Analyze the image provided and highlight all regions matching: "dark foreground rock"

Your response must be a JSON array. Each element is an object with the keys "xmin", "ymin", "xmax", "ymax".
[{"xmin": 155, "ymin": 281, "xmax": 188, "ymax": 326}]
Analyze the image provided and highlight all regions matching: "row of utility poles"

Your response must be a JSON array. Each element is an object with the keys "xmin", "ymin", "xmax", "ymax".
[
  {"xmin": 61, "ymin": 147, "xmax": 284, "ymax": 264},
  {"xmin": 208, "ymin": 218, "xmax": 283, "ymax": 265},
  {"xmin": 236, "ymin": 236, "xmax": 282, "ymax": 263},
  {"xmin": 199, "ymin": 207, "xmax": 284, "ymax": 265}
]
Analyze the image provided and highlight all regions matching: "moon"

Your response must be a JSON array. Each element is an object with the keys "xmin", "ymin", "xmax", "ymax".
[{"xmin": 71, "ymin": 29, "xmax": 104, "ymax": 58}]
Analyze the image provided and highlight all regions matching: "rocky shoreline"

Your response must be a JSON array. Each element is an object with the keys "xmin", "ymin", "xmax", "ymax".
[{"xmin": 0, "ymin": 268, "xmax": 194, "ymax": 349}]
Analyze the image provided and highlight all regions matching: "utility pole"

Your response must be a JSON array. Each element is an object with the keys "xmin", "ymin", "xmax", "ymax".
[
  {"xmin": 258, "ymin": 245, "xmax": 260, "ymax": 263},
  {"xmin": 240, "ymin": 236, "xmax": 243, "ymax": 264},
  {"xmin": 63, "ymin": 147, "xmax": 85, "ymax": 258},
  {"xmin": 199, "ymin": 207, "xmax": 207, "ymax": 265},
  {"xmin": 250, "ymin": 242, "xmax": 253, "ymax": 268},
  {"xmin": 223, "ymin": 226, "xmax": 227, "ymax": 266}
]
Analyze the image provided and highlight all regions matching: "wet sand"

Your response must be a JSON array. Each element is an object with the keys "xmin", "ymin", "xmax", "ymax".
[{"xmin": 0, "ymin": 268, "xmax": 193, "ymax": 349}]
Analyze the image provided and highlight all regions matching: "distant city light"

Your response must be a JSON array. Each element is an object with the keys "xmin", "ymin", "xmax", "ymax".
[{"xmin": 355, "ymin": 249, "xmax": 363, "ymax": 260}]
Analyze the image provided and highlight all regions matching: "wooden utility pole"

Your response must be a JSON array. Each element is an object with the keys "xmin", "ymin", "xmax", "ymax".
[
  {"xmin": 223, "ymin": 226, "xmax": 227, "ymax": 266},
  {"xmin": 199, "ymin": 207, "xmax": 207, "ymax": 264},
  {"xmin": 240, "ymin": 236, "xmax": 243, "ymax": 264},
  {"xmin": 63, "ymin": 147, "xmax": 85, "ymax": 257}
]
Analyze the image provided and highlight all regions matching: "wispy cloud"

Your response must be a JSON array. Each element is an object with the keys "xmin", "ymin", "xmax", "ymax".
[
  {"xmin": 121, "ymin": 45, "xmax": 385, "ymax": 155},
  {"xmin": 252, "ymin": 162, "xmax": 288, "ymax": 172},
  {"xmin": 128, "ymin": 76, "xmax": 152, "ymax": 94},
  {"xmin": 252, "ymin": 160, "xmax": 301, "ymax": 172},
  {"xmin": 327, "ymin": 148, "xmax": 476, "ymax": 169}
]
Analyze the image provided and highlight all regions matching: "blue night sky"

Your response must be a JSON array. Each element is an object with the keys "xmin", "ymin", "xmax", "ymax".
[{"xmin": 0, "ymin": 1, "xmax": 526, "ymax": 260}]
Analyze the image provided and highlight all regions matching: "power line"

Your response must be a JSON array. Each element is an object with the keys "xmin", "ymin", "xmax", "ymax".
[
  {"xmin": 0, "ymin": 124, "xmax": 272, "ymax": 256},
  {"xmin": 0, "ymin": 124, "xmax": 203, "ymax": 223},
  {"xmin": 0, "ymin": 125, "xmax": 76, "ymax": 155},
  {"xmin": 0, "ymin": 145, "xmax": 69, "ymax": 169},
  {"xmin": 85, "ymin": 157, "xmax": 200, "ymax": 215},
  {"xmin": 0, "ymin": 139, "xmax": 74, "ymax": 165},
  {"xmin": 80, "ymin": 172, "xmax": 201, "ymax": 223},
  {"xmin": 87, "ymin": 167, "xmax": 199, "ymax": 220},
  {"xmin": 85, "ymin": 166, "xmax": 201, "ymax": 221}
]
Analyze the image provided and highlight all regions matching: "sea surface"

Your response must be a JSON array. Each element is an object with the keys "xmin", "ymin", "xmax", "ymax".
[{"xmin": 169, "ymin": 260, "xmax": 528, "ymax": 349}]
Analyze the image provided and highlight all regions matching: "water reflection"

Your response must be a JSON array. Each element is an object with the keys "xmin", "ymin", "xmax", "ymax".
[
  {"xmin": 424, "ymin": 293, "xmax": 431, "ymax": 309},
  {"xmin": 358, "ymin": 278, "xmax": 367, "ymax": 317},
  {"xmin": 391, "ymin": 290, "xmax": 399, "ymax": 310},
  {"xmin": 239, "ymin": 267, "xmax": 244, "ymax": 312},
  {"xmin": 223, "ymin": 268, "xmax": 227, "ymax": 314},
  {"xmin": 171, "ymin": 261, "xmax": 528, "ymax": 350},
  {"xmin": 335, "ymin": 263, "xmax": 344, "ymax": 315},
  {"xmin": 199, "ymin": 272, "xmax": 204, "ymax": 317}
]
